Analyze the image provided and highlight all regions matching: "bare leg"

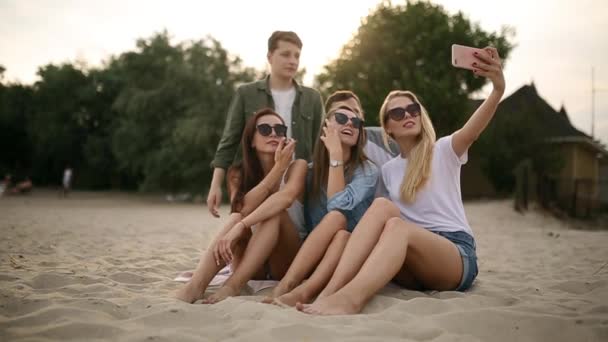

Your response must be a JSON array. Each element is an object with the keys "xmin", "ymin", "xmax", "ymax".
[
  {"xmin": 203, "ymin": 215, "xmax": 281, "ymax": 304},
  {"xmin": 274, "ymin": 230, "xmax": 350, "ymax": 307},
  {"xmin": 174, "ymin": 213, "xmax": 242, "ymax": 303},
  {"xmin": 317, "ymin": 198, "xmax": 400, "ymax": 298},
  {"xmin": 265, "ymin": 211, "xmax": 346, "ymax": 300},
  {"xmin": 266, "ymin": 211, "xmax": 303, "ymax": 279},
  {"xmin": 299, "ymin": 217, "xmax": 463, "ymax": 315}
]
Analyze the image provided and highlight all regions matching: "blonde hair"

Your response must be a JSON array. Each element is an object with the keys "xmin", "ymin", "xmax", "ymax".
[
  {"xmin": 379, "ymin": 90, "xmax": 436, "ymax": 203},
  {"xmin": 310, "ymin": 105, "xmax": 368, "ymax": 201}
]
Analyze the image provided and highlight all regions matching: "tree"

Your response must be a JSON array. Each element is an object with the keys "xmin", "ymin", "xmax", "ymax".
[
  {"xmin": 315, "ymin": 0, "xmax": 514, "ymax": 136},
  {"xmin": 110, "ymin": 31, "xmax": 257, "ymax": 193},
  {"xmin": 26, "ymin": 63, "xmax": 96, "ymax": 186},
  {"xmin": 0, "ymin": 71, "xmax": 34, "ymax": 178}
]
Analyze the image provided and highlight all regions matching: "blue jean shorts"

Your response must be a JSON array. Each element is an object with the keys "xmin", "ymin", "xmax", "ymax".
[{"xmin": 434, "ymin": 230, "xmax": 478, "ymax": 291}]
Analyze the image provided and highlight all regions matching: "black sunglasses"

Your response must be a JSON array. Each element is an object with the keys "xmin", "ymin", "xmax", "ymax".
[
  {"xmin": 333, "ymin": 112, "xmax": 364, "ymax": 129},
  {"xmin": 385, "ymin": 103, "xmax": 422, "ymax": 122},
  {"xmin": 257, "ymin": 123, "xmax": 287, "ymax": 137}
]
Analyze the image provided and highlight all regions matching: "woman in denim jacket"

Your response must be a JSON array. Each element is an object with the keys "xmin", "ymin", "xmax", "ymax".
[
  {"xmin": 263, "ymin": 98, "xmax": 378, "ymax": 307},
  {"xmin": 298, "ymin": 47, "xmax": 504, "ymax": 315}
]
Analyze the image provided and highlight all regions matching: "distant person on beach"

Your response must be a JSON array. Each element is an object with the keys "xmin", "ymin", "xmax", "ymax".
[
  {"xmin": 12, "ymin": 176, "xmax": 33, "ymax": 194},
  {"xmin": 62, "ymin": 166, "xmax": 72, "ymax": 197},
  {"xmin": 298, "ymin": 47, "xmax": 504, "ymax": 315},
  {"xmin": 206, "ymin": 31, "xmax": 324, "ymax": 218},
  {"xmin": 175, "ymin": 109, "xmax": 308, "ymax": 304},
  {"xmin": 0, "ymin": 174, "xmax": 12, "ymax": 196},
  {"xmin": 262, "ymin": 92, "xmax": 380, "ymax": 307}
]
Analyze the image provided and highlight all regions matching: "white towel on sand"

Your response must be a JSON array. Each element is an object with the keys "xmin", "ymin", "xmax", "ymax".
[{"xmin": 174, "ymin": 266, "xmax": 278, "ymax": 294}]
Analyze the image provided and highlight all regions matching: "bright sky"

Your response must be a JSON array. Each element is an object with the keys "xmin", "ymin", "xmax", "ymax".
[{"xmin": 1, "ymin": 0, "xmax": 607, "ymax": 144}]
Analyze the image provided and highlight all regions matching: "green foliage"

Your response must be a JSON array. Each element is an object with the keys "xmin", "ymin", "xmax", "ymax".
[
  {"xmin": 315, "ymin": 0, "xmax": 514, "ymax": 136},
  {"xmin": 0, "ymin": 31, "xmax": 256, "ymax": 192},
  {"xmin": 0, "ymin": 80, "xmax": 33, "ymax": 178},
  {"xmin": 109, "ymin": 31, "xmax": 256, "ymax": 192}
]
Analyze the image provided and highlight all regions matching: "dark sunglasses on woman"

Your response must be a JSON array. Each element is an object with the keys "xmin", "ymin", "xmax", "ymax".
[
  {"xmin": 333, "ymin": 112, "xmax": 364, "ymax": 129},
  {"xmin": 256, "ymin": 123, "xmax": 288, "ymax": 137},
  {"xmin": 386, "ymin": 103, "xmax": 422, "ymax": 122}
]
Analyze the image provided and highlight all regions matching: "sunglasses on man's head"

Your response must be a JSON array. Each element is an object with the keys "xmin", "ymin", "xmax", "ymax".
[
  {"xmin": 333, "ymin": 112, "xmax": 364, "ymax": 129},
  {"xmin": 256, "ymin": 123, "xmax": 287, "ymax": 137},
  {"xmin": 385, "ymin": 103, "xmax": 422, "ymax": 122}
]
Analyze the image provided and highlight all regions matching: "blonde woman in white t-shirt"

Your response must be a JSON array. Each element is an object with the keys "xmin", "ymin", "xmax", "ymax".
[{"xmin": 297, "ymin": 47, "xmax": 505, "ymax": 315}]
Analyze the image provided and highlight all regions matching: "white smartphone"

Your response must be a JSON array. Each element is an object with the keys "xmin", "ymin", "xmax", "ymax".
[{"xmin": 451, "ymin": 44, "xmax": 488, "ymax": 70}]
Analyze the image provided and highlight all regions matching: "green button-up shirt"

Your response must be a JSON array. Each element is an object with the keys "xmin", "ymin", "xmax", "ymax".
[{"xmin": 211, "ymin": 76, "xmax": 324, "ymax": 169}]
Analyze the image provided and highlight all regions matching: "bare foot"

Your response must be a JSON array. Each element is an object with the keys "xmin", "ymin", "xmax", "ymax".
[
  {"xmin": 273, "ymin": 290, "xmax": 310, "ymax": 307},
  {"xmin": 174, "ymin": 282, "xmax": 203, "ymax": 304},
  {"xmin": 295, "ymin": 293, "xmax": 361, "ymax": 315},
  {"xmin": 261, "ymin": 296, "xmax": 275, "ymax": 304},
  {"xmin": 270, "ymin": 283, "xmax": 293, "ymax": 299},
  {"xmin": 201, "ymin": 285, "xmax": 239, "ymax": 304}
]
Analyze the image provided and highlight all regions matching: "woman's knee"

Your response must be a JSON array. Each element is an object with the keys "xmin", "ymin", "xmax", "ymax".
[
  {"xmin": 371, "ymin": 198, "xmax": 399, "ymax": 217},
  {"xmin": 257, "ymin": 214, "xmax": 281, "ymax": 229},
  {"xmin": 325, "ymin": 210, "xmax": 347, "ymax": 226},
  {"xmin": 384, "ymin": 217, "xmax": 411, "ymax": 237},
  {"xmin": 332, "ymin": 229, "xmax": 351, "ymax": 242},
  {"xmin": 229, "ymin": 212, "xmax": 243, "ymax": 221}
]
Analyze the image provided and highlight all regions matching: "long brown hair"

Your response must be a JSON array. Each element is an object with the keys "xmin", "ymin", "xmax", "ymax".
[
  {"xmin": 324, "ymin": 90, "xmax": 363, "ymax": 114},
  {"xmin": 310, "ymin": 105, "xmax": 368, "ymax": 201},
  {"xmin": 228, "ymin": 108, "xmax": 285, "ymax": 212},
  {"xmin": 379, "ymin": 91, "xmax": 436, "ymax": 203}
]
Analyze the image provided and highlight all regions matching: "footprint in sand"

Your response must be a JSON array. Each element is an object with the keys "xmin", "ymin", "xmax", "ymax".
[
  {"xmin": 108, "ymin": 272, "xmax": 161, "ymax": 284},
  {"xmin": 27, "ymin": 273, "xmax": 100, "ymax": 289}
]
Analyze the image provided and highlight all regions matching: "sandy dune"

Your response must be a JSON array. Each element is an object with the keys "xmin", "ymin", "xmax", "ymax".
[{"xmin": 0, "ymin": 191, "xmax": 607, "ymax": 341}]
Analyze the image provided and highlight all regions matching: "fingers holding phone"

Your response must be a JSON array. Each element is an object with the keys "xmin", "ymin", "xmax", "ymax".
[{"xmin": 452, "ymin": 44, "xmax": 505, "ymax": 93}]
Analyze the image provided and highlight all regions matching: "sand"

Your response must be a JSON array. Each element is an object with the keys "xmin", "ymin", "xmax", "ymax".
[{"xmin": 0, "ymin": 190, "xmax": 607, "ymax": 341}]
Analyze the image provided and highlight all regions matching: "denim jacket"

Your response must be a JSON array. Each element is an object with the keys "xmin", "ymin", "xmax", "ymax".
[{"xmin": 305, "ymin": 160, "xmax": 378, "ymax": 232}]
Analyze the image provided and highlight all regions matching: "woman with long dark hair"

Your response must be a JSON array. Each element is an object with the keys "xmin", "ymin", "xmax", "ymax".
[
  {"xmin": 175, "ymin": 108, "xmax": 307, "ymax": 304},
  {"xmin": 263, "ymin": 99, "xmax": 378, "ymax": 306}
]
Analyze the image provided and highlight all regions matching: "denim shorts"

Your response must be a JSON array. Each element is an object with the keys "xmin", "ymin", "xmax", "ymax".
[{"xmin": 434, "ymin": 230, "xmax": 478, "ymax": 291}]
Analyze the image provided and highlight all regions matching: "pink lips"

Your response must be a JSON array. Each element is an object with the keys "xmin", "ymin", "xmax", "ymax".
[
  {"xmin": 403, "ymin": 121, "xmax": 415, "ymax": 128},
  {"xmin": 341, "ymin": 128, "xmax": 354, "ymax": 136}
]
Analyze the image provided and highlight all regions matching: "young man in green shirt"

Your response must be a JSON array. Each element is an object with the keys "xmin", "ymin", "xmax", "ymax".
[{"xmin": 207, "ymin": 31, "xmax": 324, "ymax": 217}]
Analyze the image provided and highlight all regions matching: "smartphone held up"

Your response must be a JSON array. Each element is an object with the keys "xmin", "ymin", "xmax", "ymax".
[{"xmin": 451, "ymin": 44, "xmax": 490, "ymax": 71}]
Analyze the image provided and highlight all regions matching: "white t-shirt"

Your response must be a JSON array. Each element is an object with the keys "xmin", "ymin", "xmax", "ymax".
[
  {"xmin": 379, "ymin": 135, "xmax": 473, "ymax": 236},
  {"xmin": 271, "ymin": 87, "xmax": 296, "ymax": 138}
]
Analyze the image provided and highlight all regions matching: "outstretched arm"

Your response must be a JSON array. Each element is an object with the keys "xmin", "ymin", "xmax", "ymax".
[{"xmin": 452, "ymin": 47, "xmax": 505, "ymax": 158}]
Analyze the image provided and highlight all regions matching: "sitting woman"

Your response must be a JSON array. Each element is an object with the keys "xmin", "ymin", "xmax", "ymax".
[
  {"xmin": 264, "ymin": 102, "xmax": 378, "ymax": 306},
  {"xmin": 298, "ymin": 47, "xmax": 504, "ymax": 315},
  {"xmin": 175, "ymin": 108, "xmax": 307, "ymax": 304},
  {"xmin": 324, "ymin": 90, "xmax": 399, "ymax": 167}
]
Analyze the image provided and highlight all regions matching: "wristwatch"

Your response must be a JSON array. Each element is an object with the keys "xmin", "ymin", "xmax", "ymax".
[{"xmin": 329, "ymin": 159, "xmax": 344, "ymax": 168}]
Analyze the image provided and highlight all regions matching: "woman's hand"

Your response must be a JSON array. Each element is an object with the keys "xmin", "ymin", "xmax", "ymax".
[
  {"xmin": 472, "ymin": 47, "xmax": 505, "ymax": 94},
  {"xmin": 320, "ymin": 119, "xmax": 342, "ymax": 158},
  {"xmin": 215, "ymin": 221, "xmax": 247, "ymax": 265},
  {"xmin": 274, "ymin": 137, "xmax": 296, "ymax": 171}
]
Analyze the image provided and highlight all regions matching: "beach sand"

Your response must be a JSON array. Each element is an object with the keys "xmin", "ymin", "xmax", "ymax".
[{"xmin": 1, "ymin": 191, "xmax": 607, "ymax": 341}]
